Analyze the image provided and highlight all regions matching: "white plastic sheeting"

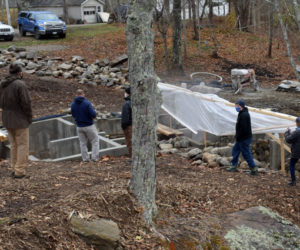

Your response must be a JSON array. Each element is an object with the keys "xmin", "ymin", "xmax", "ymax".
[{"xmin": 158, "ymin": 83, "xmax": 297, "ymax": 135}]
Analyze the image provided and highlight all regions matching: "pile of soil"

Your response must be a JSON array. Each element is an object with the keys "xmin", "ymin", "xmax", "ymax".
[{"xmin": 0, "ymin": 69, "xmax": 124, "ymax": 122}]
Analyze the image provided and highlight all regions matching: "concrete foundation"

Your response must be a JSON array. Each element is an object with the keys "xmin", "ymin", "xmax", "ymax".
[{"xmin": 19, "ymin": 115, "xmax": 127, "ymax": 162}]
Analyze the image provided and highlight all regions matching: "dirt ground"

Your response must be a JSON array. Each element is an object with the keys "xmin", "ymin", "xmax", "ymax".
[{"xmin": 0, "ymin": 153, "xmax": 299, "ymax": 249}]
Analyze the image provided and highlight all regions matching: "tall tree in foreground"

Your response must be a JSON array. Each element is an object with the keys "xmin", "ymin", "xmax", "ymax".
[
  {"xmin": 126, "ymin": 0, "xmax": 161, "ymax": 225},
  {"xmin": 172, "ymin": 0, "xmax": 184, "ymax": 73},
  {"xmin": 275, "ymin": 0, "xmax": 300, "ymax": 81}
]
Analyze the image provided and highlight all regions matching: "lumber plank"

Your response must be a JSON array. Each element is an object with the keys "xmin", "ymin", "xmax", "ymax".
[{"xmin": 157, "ymin": 123, "xmax": 183, "ymax": 136}]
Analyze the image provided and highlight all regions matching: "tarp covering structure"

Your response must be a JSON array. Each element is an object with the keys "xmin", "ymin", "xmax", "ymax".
[{"xmin": 158, "ymin": 83, "xmax": 297, "ymax": 135}]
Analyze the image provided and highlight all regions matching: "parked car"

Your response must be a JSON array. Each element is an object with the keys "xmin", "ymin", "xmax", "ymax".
[
  {"xmin": 18, "ymin": 11, "xmax": 67, "ymax": 39},
  {"xmin": 0, "ymin": 22, "xmax": 14, "ymax": 41}
]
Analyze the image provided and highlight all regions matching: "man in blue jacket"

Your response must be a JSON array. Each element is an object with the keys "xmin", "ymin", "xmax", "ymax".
[
  {"xmin": 285, "ymin": 117, "xmax": 300, "ymax": 186},
  {"xmin": 71, "ymin": 89, "xmax": 99, "ymax": 162},
  {"xmin": 227, "ymin": 100, "xmax": 257, "ymax": 175}
]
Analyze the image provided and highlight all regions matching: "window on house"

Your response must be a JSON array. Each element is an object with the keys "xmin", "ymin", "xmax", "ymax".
[{"xmin": 97, "ymin": 6, "xmax": 101, "ymax": 12}]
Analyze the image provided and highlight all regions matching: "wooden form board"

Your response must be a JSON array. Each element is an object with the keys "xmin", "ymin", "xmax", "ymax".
[
  {"xmin": 0, "ymin": 131, "xmax": 7, "ymax": 142},
  {"xmin": 157, "ymin": 123, "xmax": 183, "ymax": 137},
  {"xmin": 267, "ymin": 133, "xmax": 290, "ymax": 174}
]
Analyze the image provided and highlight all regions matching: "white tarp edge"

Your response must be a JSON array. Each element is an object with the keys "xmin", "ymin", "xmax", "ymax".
[{"xmin": 158, "ymin": 82, "xmax": 297, "ymax": 136}]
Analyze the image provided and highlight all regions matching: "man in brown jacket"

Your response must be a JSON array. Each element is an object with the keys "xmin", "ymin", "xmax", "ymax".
[{"xmin": 0, "ymin": 64, "xmax": 32, "ymax": 178}]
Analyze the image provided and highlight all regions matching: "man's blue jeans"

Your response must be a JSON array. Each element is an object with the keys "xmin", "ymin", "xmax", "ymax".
[
  {"xmin": 232, "ymin": 138, "xmax": 256, "ymax": 169},
  {"xmin": 290, "ymin": 158, "xmax": 298, "ymax": 182}
]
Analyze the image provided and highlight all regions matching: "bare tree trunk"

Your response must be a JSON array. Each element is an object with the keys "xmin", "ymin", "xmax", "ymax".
[
  {"xmin": 208, "ymin": 0, "xmax": 213, "ymax": 24},
  {"xmin": 293, "ymin": 0, "xmax": 300, "ymax": 32},
  {"xmin": 0, "ymin": 0, "xmax": 5, "ymax": 23},
  {"xmin": 164, "ymin": 0, "xmax": 170, "ymax": 14},
  {"xmin": 209, "ymin": 0, "xmax": 218, "ymax": 58},
  {"xmin": 268, "ymin": 1, "xmax": 274, "ymax": 58},
  {"xmin": 275, "ymin": 0, "xmax": 300, "ymax": 81},
  {"xmin": 172, "ymin": 0, "xmax": 184, "ymax": 73},
  {"xmin": 252, "ymin": 0, "xmax": 256, "ymax": 34},
  {"xmin": 126, "ymin": 0, "xmax": 161, "ymax": 225},
  {"xmin": 4, "ymin": 0, "xmax": 11, "ymax": 25},
  {"xmin": 183, "ymin": 0, "xmax": 188, "ymax": 58},
  {"xmin": 188, "ymin": 0, "xmax": 192, "ymax": 20},
  {"xmin": 191, "ymin": 0, "xmax": 200, "ymax": 40},
  {"xmin": 116, "ymin": 0, "xmax": 122, "ymax": 22},
  {"xmin": 63, "ymin": 0, "xmax": 69, "ymax": 24},
  {"xmin": 197, "ymin": 0, "xmax": 201, "ymax": 54},
  {"xmin": 233, "ymin": 0, "xmax": 250, "ymax": 31},
  {"xmin": 200, "ymin": 0, "xmax": 208, "ymax": 22},
  {"xmin": 106, "ymin": 0, "xmax": 114, "ymax": 13}
]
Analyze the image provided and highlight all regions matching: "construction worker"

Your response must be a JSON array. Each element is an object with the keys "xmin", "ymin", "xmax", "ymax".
[
  {"xmin": 227, "ymin": 100, "xmax": 258, "ymax": 175},
  {"xmin": 121, "ymin": 87, "xmax": 132, "ymax": 157},
  {"xmin": 71, "ymin": 89, "xmax": 99, "ymax": 163},
  {"xmin": 285, "ymin": 117, "xmax": 300, "ymax": 186},
  {"xmin": 0, "ymin": 63, "xmax": 32, "ymax": 178}
]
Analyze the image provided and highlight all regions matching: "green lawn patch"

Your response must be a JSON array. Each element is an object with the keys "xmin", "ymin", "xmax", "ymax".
[{"xmin": 0, "ymin": 24, "xmax": 123, "ymax": 49}]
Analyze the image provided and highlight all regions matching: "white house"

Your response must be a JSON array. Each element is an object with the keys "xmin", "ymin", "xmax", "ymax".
[{"xmin": 28, "ymin": 0, "xmax": 105, "ymax": 24}]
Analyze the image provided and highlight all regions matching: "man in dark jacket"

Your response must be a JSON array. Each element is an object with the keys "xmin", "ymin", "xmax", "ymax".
[
  {"xmin": 121, "ymin": 87, "xmax": 132, "ymax": 157},
  {"xmin": 0, "ymin": 64, "xmax": 32, "ymax": 178},
  {"xmin": 227, "ymin": 100, "xmax": 257, "ymax": 175},
  {"xmin": 71, "ymin": 89, "xmax": 99, "ymax": 162},
  {"xmin": 285, "ymin": 117, "xmax": 300, "ymax": 186}
]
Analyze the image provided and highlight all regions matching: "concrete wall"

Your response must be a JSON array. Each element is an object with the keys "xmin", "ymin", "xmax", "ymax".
[
  {"xmin": 48, "ymin": 134, "xmax": 120, "ymax": 159},
  {"xmin": 29, "ymin": 118, "xmax": 77, "ymax": 159}
]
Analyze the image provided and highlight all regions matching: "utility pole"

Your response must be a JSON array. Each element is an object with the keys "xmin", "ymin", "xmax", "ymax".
[{"xmin": 5, "ymin": 0, "xmax": 11, "ymax": 25}]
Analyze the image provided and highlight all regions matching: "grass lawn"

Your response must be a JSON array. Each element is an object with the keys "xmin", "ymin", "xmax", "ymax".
[{"xmin": 0, "ymin": 24, "xmax": 123, "ymax": 49}]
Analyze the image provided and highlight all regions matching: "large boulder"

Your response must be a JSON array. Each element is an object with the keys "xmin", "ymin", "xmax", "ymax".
[
  {"xmin": 70, "ymin": 216, "xmax": 120, "ymax": 250},
  {"xmin": 211, "ymin": 146, "xmax": 232, "ymax": 157},
  {"xmin": 224, "ymin": 206, "xmax": 300, "ymax": 250},
  {"xmin": 187, "ymin": 148, "xmax": 202, "ymax": 159}
]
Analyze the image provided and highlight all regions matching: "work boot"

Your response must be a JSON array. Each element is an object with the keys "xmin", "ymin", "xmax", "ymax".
[
  {"xmin": 226, "ymin": 166, "xmax": 238, "ymax": 172},
  {"xmin": 288, "ymin": 181, "xmax": 296, "ymax": 186},
  {"xmin": 11, "ymin": 172, "xmax": 26, "ymax": 179},
  {"xmin": 246, "ymin": 167, "xmax": 258, "ymax": 176}
]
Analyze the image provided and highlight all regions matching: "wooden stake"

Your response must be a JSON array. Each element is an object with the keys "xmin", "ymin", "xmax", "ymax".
[
  {"xmin": 280, "ymin": 133, "xmax": 285, "ymax": 173},
  {"xmin": 203, "ymin": 132, "xmax": 207, "ymax": 148}
]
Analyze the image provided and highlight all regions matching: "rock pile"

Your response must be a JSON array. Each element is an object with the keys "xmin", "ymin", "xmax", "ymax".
[
  {"xmin": 276, "ymin": 80, "xmax": 300, "ymax": 92},
  {"xmin": 0, "ymin": 46, "xmax": 129, "ymax": 88},
  {"xmin": 187, "ymin": 145, "xmax": 265, "ymax": 169},
  {"xmin": 158, "ymin": 136, "xmax": 193, "ymax": 154}
]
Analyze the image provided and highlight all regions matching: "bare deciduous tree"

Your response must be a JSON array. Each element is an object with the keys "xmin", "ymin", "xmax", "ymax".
[
  {"xmin": 126, "ymin": 0, "xmax": 161, "ymax": 225},
  {"xmin": 172, "ymin": 0, "xmax": 184, "ymax": 73},
  {"xmin": 275, "ymin": 0, "xmax": 300, "ymax": 81},
  {"xmin": 267, "ymin": 0, "xmax": 274, "ymax": 58},
  {"xmin": 233, "ymin": 0, "xmax": 251, "ymax": 31},
  {"xmin": 293, "ymin": 0, "xmax": 300, "ymax": 32}
]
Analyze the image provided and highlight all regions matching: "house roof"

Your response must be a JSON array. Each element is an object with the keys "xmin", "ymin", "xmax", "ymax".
[{"xmin": 29, "ymin": 0, "xmax": 103, "ymax": 8}]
